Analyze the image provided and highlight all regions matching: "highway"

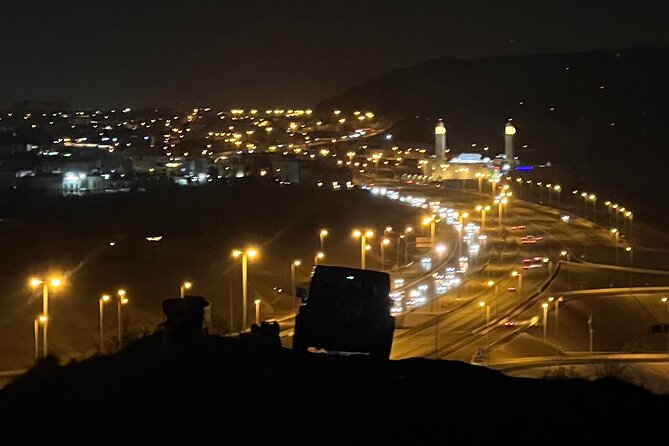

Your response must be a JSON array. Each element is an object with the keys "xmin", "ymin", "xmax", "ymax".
[{"xmin": 351, "ymin": 176, "xmax": 669, "ymax": 375}]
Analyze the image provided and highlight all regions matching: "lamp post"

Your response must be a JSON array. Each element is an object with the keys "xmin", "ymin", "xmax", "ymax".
[
  {"xmin": 588, "ymin": 313, "xmax": 594, "ymax": 353},
  {"xmin": 541, "ymin": 302, "xmax": 549, "ymax": 342},
  {"xmin": 352, "ymin": 229, "xmax": 374, "ymax": 269},
  {"xmin": 314, "ymin": 251, "xmax": 325, "ymax": 265},
  {"xmin": 589, "ymin": 194, "xmax": 597, "ymax": 224},
  {"xmin": 549, "ymin": 296, "xmax": 563, "ymax": 341},
  {"xmin": 546, "ymin": 184, "xmax": 553, "ymax": 207},
  {"xmin": 291, "ymin": 259, "xmax": 301, "ymax": 312},
  {"xmin": 511, "ymin": 271, "xmax": 522, "ymax": 295},
  {"xmin": 479, "ymin": 301, "xmax": 491, "ymax": 354},
  {"xmin": 380, "ymin": 238, "xmax": 391, "ymax": 271},
  {"xmin": 625, "ymin": 211, "xmax": 634, "ymax": 240},
  {"xmin": 232, "ymin": 247, "xmax": 259, "ymax": 331},
  {"xmin": 99, "ymin": 294, "xmax": 111, "ymax": 354},
  {"xmin": 33, "ymin": 316, "xmax": 39, "ymax": 360},
  {"xmin": 537, "ymin": 182, "xmax": 543, "ymax": 204},
  {"xmin": 497, "ymin": 197, "xmax": 508, "ymax": 229},
  {"xmin": 422, "ymin": 216, "xmax": 436, "ymax": 247},
  {"xmin": 487, "ymin": 280, "xmax": 498, "ymax": 296},
  {"xmin": 604, "ymin": 200, "xmax": 613, "ymax": 227},
  {"xmin": 542, "ymin": 256, "xmax": 552, "ymax": 275},
  {"xmin": 626, "ymin": 246, "xmax": 633, "ymax": 287},
  {"xmin": 319, "ymin": 228, "xmax": 329, "ymax": 253},
  {"xmin": 29, "ymin": 276, "xmax": 61, "ymax": 358},
  {"xmin": 254, "ymin": 299, "xmax": 261, "ymax": 325},
  {"xmin": 475, "ymin": 173, "xmax": 484, "ymax": 198},
  {"xmin": 180, "ymin": 281, "xmax": 192, "ymax": 299},
  {"xmin": 611, "ymin": 203, "xmax": 619, "ymax": 228},
  {"xmin": 346, "ymin": 151, "xmax": 356, "ymax": 170},
  {"xmin": 402, "ymin": 226, "xmax": 414, "ymax": 265},
  {"xmin": 475, "ymin": 205, "xmax": 491, "ymax": 230},
  {"xmin": 117, "ymin": 289, "xmax": 128, "ymax": 348},
  {"xmin": 561, "ymin": 250, "xmax": 571, "ymax": 288},
  {"xmin": 34, "ymin": 315, "xmax": 46, "ymax": 361},
  {"xmin": 581, "ymin": 192, "xmax": 588, "ymax": 219},
  {"xmin": 661, "ymin": 297, "xmax": 669, "ymax": 354},
  {"xmin": 611, "ymin": 228, "xmax": 620, "ymax": 265},
  {"xmin": 554, "ymin": 185, "xmax": 562, "ymax": 210}
]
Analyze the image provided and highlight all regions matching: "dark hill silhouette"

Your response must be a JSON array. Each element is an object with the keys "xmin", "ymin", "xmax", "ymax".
[
  {"xmin": 0, "ymin": 296, "xmax": 667, "ymax": 444},
  {"xmin": 317, "ymin": 47, "xmax": 669, "ymax": 224}
]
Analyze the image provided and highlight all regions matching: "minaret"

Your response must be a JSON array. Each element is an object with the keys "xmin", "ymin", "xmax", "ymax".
[
  {"xmin": 504, "ymin": 122, "xmax": 516, "ymax": 162},
  {"xmin": 435, "ymin": 120, "xmax": 446, "ymax": 160}
]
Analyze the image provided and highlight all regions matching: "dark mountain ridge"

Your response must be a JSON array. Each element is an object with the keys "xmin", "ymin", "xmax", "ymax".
[{"xmin": 317, "ymin": 47, "xmax": 669, "ymax": 224}]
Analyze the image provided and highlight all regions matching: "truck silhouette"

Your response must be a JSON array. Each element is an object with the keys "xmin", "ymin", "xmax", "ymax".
[{"xmin": 292, "ymin": 265, "xmax": 395, "ymax": 359}]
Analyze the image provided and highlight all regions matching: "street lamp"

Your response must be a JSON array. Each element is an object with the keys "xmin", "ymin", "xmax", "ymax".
[
  {"xmin": 611, "ymin": 228, "xmax": 620, "ymax": 265},
  {"xmin": 661, "ymin": 297, "xmax": 669, "ymax": 354},
  {"xmin": 314, "ymin": 251, "xmax": 325, "ymax": 265},
  {"xmin": 589, "ymin": 194, "xmax": 597, "ymax": 224},
  {"xmin": 486, "ymin": 280, "xmax": 498, "ymax": 296},
  {"xmin": 511, "ymin": 271, "xmax": 522, "ymax": 295},
  {"xmin": 625, "ymin": 211, "xmax": 634, "ymax": 239},
  {"xmin": 254, "ymin": 299, "xmax": 261, "ymax": 325},
  {"xmin": 380, "ymin": 238, "xmax": 391, "ymax": 271},
  {"xmin": 626, "ymin": 246, "xmax": 633, "ymax": 287},
  {"xmin": 604, "ymin": 200, "xmax": 613, "ymax": 227},
  {"xmin": 34, "ymin": 315, "xmax": 47, "ymax": 361},
  {"xmin": 617, "ymin": 206, "xmax": 626, "ymax": 230},
  {"xmin": 548, "ymin": 296, "xmax": 564, "ymax": 341},
  {"xmin": 319, "ymin": 228, "xmax": 329, "ymax": 253},
  {"xmin": 422, "ymin": 216, "xmax": 436, "ymax": 247},
  {"xmin": 541, "ymin": 256, "xmax": 552, "ymax": 275},
  {"xmin": 496, "ymin": 197, "xmax": 508, "ymax": 229},
  {"xmin": 560, "ymin": 250, "xmax": 570, "ymax": 288},
  {"xmin": 291, "ymin": 259, "xmax": 301, "ymax": 312},
  {"xmin": 479, "ymin": 301, "xmax": 491, "ymax": 355},
  {"xmin": 580, "ymin": 192, "xmax": 588, "ymax": 219},
  {"xmin": 180, "ymin": 281, "xmax": 192, "ymax": 299},
  {"xmin": 541, "ymin": 302, "xmax": 549, "ymax": 342},
  {"xmin": 232, "ymin": 247, "xmax": 259, "ymax": 331},
  {"xmin": 401, "ymin": 225, "xmax": 414, "ymax": 265},
  {"xmin": 475, "ymin": 205, "xmax": 491, "ymax": 230},
  {"xmin": 29, "ymin": 276, "xmax": 62, "ymax": 357},
  {"xmin": 352, "ymin": 229, "xmax": 374, "ymax": 269},
  {"xmin": 553, "ymin": 185, "xmax": 562, "ymax": 209},
  {"xmin": 99, "ymin": 294, "xmax": 111, "ymax": 354},
  {"xmin": 490, "ymin": 178, "xmax": 499, "ymax": 197},
  {"xmin": 117, "ymin": 289, "xmax": 128, "ymax": 348},
  {"xmin": 475, "ymin": 172, "xmax": 484, "ymax": 198}
]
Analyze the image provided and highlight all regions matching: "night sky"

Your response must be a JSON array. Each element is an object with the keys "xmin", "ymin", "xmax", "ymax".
[{"xmin": 2, "ymin": 1, "xmax": 669, "ymax": 108}]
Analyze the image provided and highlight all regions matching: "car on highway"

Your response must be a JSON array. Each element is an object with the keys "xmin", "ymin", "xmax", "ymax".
[
  {"xmin": 507, "ymin": 287, "xmax": 517, "ymax": 292},
  {"xmin": 520, "ymin": 235, "xmax": 542, "ymax": 244},
  {"xmin": 509, "ymin": 225, "xmax": 526, "ymax": 230},
  {"xmin": 504, "ymin": 320, "xmax": 516, "ymax": 328}
]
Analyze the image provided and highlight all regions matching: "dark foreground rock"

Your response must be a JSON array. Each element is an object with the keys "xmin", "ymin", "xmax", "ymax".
[{"xmin": 0, "ymin": 330, "xmax": 667, "ymax": 444}]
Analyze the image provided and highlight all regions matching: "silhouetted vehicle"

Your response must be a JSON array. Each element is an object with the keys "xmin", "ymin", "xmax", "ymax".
[{"xmin": 292, "ymin": 265, "xmax": 394, "ymax": 359}]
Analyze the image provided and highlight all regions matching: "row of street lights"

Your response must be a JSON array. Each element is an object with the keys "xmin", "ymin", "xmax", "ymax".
[
  {"xmin": 29, "ymin": 276, "xmax": 62, "ymax": 358},
  {"xmin": 99, "ymin": 289, "xmax": 129, "ymax": 354},
  {"xmin": 227, "ymin": 224, "xmax": 416, "ymax": 332},
  {"xmin": 29, "ymin": 276, "xmax": 134, "ymax": 359}
]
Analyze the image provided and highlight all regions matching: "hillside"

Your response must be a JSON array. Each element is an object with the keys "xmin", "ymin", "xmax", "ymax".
[
  {"xmin": 0, "ymin": 327, "xmax": 667, "ymax": 443},
  {"xmin": 317, "ymin": 47, "xmax": 669, "ymax": 223}
]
